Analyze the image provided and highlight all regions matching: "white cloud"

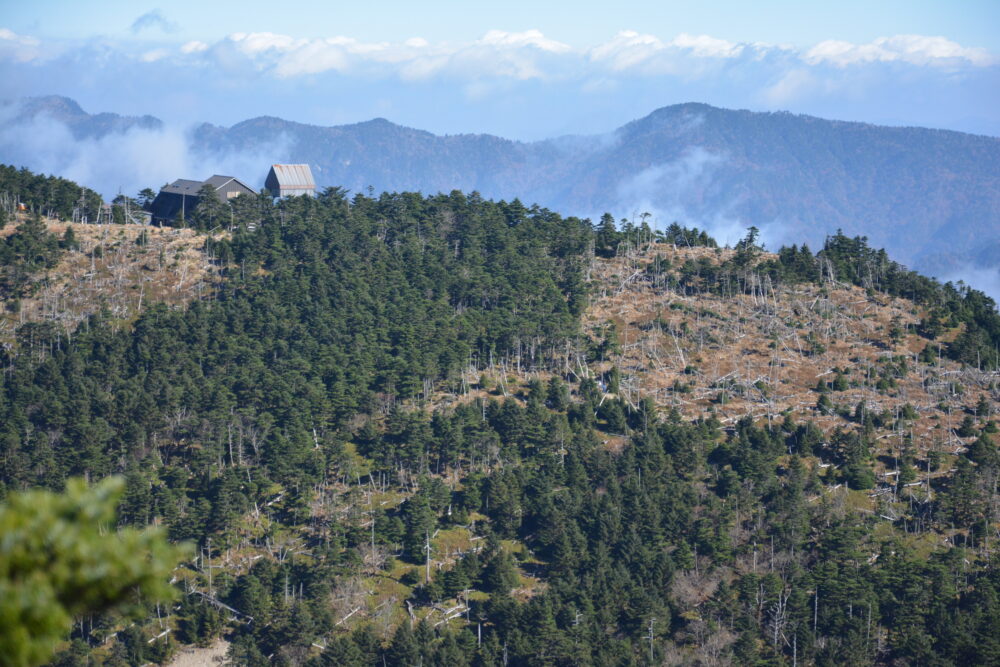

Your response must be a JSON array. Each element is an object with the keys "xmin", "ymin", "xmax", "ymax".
[
  {"xmin": 478, "ymin": 29, "xmax": 570, "ymax": 54},
  {"xmin": 180, "ymin": 40, "xmax": 208, "ymax": 54},
  {"xmin": 763, "ymin": 68, "xmax": 819, "ymax": 104},
  {"xmin": 587, "ymin": 31, "xmax": 747, "ymax": 77},
  {"xmin": 615, "ymin": 146, "xmax": 724, "ymax": 213},
  {"xmin": 221, "ymin": 28, "xmax": 575, "ymax": 81},
  {"xmin": 588, "ymin": 31, "xmax": 995, "ymax": 77},
  {"xmin": 608, "ymin": 144, "xmax": 799, "ymax": 250},
  {"xmin": 589, "ymin": 31, "xmax": 665, "ymax": 71},
  {"xmin": 447, "ymin": 30, "xmax": 572, "ymax": 80},
  {"xmin": 1, "ymin": 28, "xmax": 995, "ymax": 120},
  {"xmin": 399, "ymin": 54, "xmax": 451, "ymax": 80},
  {"xmin": 4, "ymin": 27, "xmax": 993, "ymax": 85},
  {"xmin": 0, "ymin": 28, "xmax": 37, "ymax": 44},
  {"xmin": 0, "ymin": 27, "xmax": 42, "ymax": 62},
  {"xmin": 223, "ymin": 32, "xmax": 402, "ymax": 77},
  {"xmin": 140, "ymin": 48, "xmax": 169, "ymax": 63},
  {"xmin": 0, "ymin": 106, "xmax": 289, "ymax": 199},
  {"xmin": 610, "ymin": 146, "xmax": 729, "ymax": 234},
  {"xmin": 273, "ymin": 40, "xmax": 352, "ymax": 76},
  {"xmin": 805, "ymin": 35, "xmax": 995, "ymax": 67},
  {"xmin": 229, "ymin": 31, "xmax": 307, "ymax": 55},
  {"xmin": 670, "ymin": 33, "xmax": 744, "ymax": 59}
]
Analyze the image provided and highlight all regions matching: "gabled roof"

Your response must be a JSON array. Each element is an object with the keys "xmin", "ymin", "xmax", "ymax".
[
  {"xmin": 160, "ymin": 179, "xmax": 204, "ymax": 195},
  {"xmin": 204, "ymin": 174, "xmax": 256, "ymax": 193},
  {"xmin": 266, "ymin": 164, "xmax": 315, "ymax": 190}
]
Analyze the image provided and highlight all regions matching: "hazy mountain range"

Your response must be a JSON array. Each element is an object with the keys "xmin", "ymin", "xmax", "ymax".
[
  {"xmin": 3, "ymin": 95, "xmax": 999, "ymax": 289},
  {"xmin": 2, "ymin": 95, "xmax": 163, "ymax": 139}
]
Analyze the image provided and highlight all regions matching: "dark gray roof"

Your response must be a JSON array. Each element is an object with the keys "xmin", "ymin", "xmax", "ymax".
[
  {"xmin": 160, "ymin": 179, "xmax": 204, "ymax": 195},
  {"xmin": 204, "ymin": 175, "xmax": 230, "ymax": 188},
  {"xmin": 204, "ymin": 174, "xmax": 256, "ymax": 193}
]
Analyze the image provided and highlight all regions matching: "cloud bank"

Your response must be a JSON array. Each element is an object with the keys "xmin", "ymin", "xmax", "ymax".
[
  {"xmin": 166, "ymin": 29, "xmax": 997, "ymax": 79},
  {"xmin": 805, "ymin": 35, "xmax": 995, "ymax": 68},
  {"xmin": 610, "ymin": 145, "xmax": 797, "ymax": 253},
  {"xmin": 0, "ymin": 28, "xmax": 41, "ymax": 63},
  {"xmin": 0, "ymin": 105, "xmax": 289, "ymax": 199},
  {"xmin": 0, "ymin": 25, "xmax": 995, "ymax": 140}
]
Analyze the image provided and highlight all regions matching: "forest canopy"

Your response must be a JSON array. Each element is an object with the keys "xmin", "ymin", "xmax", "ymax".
[{"xmin": 0, "ymin": 168, "xmax": 998, "ymax": 665}]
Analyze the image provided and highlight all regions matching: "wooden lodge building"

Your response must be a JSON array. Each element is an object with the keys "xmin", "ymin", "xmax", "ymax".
[{"xmin": 150, "ymin": 175, "xmax": 256, "ymax": 225}]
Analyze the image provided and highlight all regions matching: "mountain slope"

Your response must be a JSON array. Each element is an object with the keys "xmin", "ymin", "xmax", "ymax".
[
  {"xmin": 561, "ymin": 104, "xmax": 1000, "ymax": 264},
  {"xmin": 2, "ymin": 176, "xmax": 999, "ymax": 665}
]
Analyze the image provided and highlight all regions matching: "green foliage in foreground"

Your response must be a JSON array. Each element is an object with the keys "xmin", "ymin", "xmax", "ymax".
[{"xmin": 0, "ymin": 477, "xmax": 188, "ymax": 667}]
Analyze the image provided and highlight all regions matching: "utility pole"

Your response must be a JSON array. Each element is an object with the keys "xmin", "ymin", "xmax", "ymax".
[
  {"xmin": 425, "ymin": 530, "xmax": 431, "ymax": 584},
  {"xmin": 206, "ymin": 538, "xmax": 213, "ymax": 597},
  {"xmin": 645, "ymin": 617, "xmax": 655, "ymax": 664},
  {"xmin": 813, "ymin": 590, "xmax": 818, "ymax": 637}
]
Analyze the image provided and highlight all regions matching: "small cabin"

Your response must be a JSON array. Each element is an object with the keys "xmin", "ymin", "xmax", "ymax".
[{"xmin": 265, "ymin": 164, "xmax": 316, "ymax": 198}]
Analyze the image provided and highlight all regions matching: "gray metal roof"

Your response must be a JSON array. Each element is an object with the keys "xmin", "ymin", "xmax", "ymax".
[{"xmin": 267, "ymin": 164, "xmax": 315, "ymax": 189}]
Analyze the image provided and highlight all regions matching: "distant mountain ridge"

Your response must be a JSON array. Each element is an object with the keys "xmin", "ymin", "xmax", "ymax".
[
  {"xmin": 192, "ymin": 114, "xmax": 545, "ymax": 197},
  {"xmin": 7, "ymin": 95, "xmax": 1000, "ymax": 280},
  {"xmin": 191, "ymin": 102, "xmax": 1000, "ymax": 275},
  {"xmin": 3, "ymin": 95, "xmax": 162, "ymax": 139}
]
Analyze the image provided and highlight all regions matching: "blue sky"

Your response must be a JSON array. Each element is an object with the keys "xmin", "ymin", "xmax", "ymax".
[
  {"xmin": 1, "ymin": 1, "xmax": 998, "ymax": 138},
  {"xmin": 7, "ymin": 1, "xmax": 1000, "ymax": 51}
]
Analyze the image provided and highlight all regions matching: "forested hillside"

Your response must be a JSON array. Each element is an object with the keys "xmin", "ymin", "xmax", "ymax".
[{"xmin": 0, "ymin": 171, "xmax": 999, "ymax": 666}]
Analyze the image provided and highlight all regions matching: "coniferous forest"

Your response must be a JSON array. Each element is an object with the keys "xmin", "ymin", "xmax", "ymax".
[{"xmin": 1, "ymin": 168, "xmax": 999, "ymax": 666}]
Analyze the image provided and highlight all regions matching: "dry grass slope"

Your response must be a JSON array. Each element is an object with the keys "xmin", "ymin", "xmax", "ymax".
[
  {"xmin": 585, "ymin": 241, "xmax": 999, "ymax": 485},
  {"xmin": 0, "ymin": 220, "xmax": 222, "ymax": 344}
]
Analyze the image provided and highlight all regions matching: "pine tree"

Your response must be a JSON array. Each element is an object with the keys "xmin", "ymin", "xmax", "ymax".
[{"xmin": 0, "ymin": 477, "xmax": 186, "ymax": 667}]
